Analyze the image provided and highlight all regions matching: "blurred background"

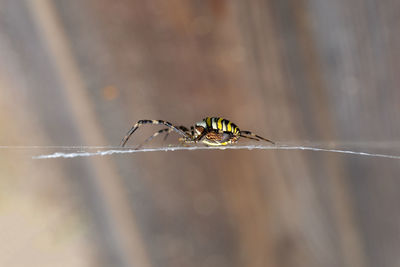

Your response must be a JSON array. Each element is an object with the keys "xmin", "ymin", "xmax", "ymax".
[{"xmin": 1, "ymin": 0, "xmax": 400, "ymax": 266}]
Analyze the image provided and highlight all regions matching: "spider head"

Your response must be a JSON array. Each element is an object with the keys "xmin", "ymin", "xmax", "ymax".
[{"xmin": 193, "ymin": 121, "xmax": 207, "ymax": 139}]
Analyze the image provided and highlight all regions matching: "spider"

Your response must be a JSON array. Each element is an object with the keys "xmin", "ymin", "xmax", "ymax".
[{"xmin": 120, "ymin": 117, "xmax": 275, "ymax": 147}]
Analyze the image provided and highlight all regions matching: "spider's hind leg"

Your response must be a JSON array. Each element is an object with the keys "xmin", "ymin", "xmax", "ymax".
[
  {"xmin": 239, "ymin": 135, "xmax": 260, "ymax": 141},
  {"xmin": 240, "ymin": 130, "xmax": 275, "ymax": 144}
]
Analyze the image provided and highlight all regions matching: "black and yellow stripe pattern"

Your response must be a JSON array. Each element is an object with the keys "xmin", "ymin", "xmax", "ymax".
[{"xmin": 204, "ymin": 117, "xmax": 239, "ymax": 135}]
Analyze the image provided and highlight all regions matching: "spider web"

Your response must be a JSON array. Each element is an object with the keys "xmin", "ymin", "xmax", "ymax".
[{"xmin": 29, "ymin": 143, "xmax": 400, "ymax": 160}]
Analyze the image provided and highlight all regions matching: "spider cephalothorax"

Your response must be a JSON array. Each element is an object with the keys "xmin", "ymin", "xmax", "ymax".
[{"xmin": 120, "ymin": 117, "xmax": 274, "ymax": 147}]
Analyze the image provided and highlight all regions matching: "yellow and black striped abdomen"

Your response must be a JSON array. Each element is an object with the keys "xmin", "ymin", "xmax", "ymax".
[{"xmin": 204, "ymin": 117, "xmax": 240, "ymax": 135}]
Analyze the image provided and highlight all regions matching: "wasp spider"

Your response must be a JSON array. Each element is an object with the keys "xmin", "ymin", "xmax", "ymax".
[{"xmin": 120, "ymin": 117, "xmax": 275, "ymax": 147}]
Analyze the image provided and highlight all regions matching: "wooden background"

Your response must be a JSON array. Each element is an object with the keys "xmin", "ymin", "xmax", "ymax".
[{"xmin": 1, "ymin": 0, "xmax": 400, "ymax": 266}]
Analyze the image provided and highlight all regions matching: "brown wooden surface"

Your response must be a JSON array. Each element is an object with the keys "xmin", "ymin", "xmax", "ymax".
[{"xmin": 1, "ymin": 0, "xmax": 400, "ymax": 266}]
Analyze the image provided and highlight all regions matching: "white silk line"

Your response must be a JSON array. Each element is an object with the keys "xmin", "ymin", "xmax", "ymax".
[{"xmin": 32, "ymin": 145, "xmax": 400, "ymax": 160}]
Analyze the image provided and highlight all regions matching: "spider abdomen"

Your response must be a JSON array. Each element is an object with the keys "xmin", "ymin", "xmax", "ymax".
[
  {"xmin": 198, "ymin": 117, "xmax": 240, "ymax": 146},
  {"xmin": 204, "ymin": 117, "xmax": 240, "ymax": 135}
]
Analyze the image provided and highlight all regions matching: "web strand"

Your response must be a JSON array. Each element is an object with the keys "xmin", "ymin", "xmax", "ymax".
[{"xmin": 29, "ymin": 144, "xmax": 400, "ymax": 160}]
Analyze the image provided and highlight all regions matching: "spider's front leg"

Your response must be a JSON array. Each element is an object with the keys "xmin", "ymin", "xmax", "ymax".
[
  {"xmin": 120, "ymin": 120, "xmax": 189, "ymax": 147},
  {"xmin": 164, "ymin": 126, "xmax": 191, "ymax": 142},
  {"xmin": 178, "ymin": 136, "xmax": 196, "ymax": 146}
]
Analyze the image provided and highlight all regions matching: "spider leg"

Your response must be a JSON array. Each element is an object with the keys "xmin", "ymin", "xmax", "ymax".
[
  {"xmin": 163, "ymin": 126, "xmax": 190, "ymax": 142},
  {"xmin": 182, "ymin": 125, "xmax": 199, "ymax": 142},
  {"xmin": 179, "ymin": 126, "xmax": 190, "ymax": 132},
  {"xmin": 136, "ymin": 128, "xmax": 170, "ymax": 149},
  {"xmin": 163, "ymin": 129, "xmax": 172, "ymax": 141},
  {"xmin": 240, "ymin": 130, "xmax": 275, "ymax": 144},
  {"xmin": 239, "ymin": 135, "xmax": 260, "ymax": 141},
  {"xmin": 120, "ymin": 120, "xmax": 189, "ymax": 147}
]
